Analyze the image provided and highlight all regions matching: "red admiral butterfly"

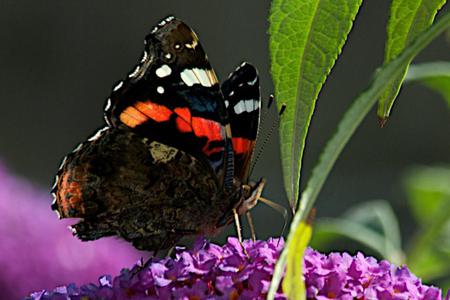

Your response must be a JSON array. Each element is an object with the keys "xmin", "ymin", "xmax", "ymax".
[{"xmin": 51, "ymin": 16, "xmax": 265, "ymax": 251}]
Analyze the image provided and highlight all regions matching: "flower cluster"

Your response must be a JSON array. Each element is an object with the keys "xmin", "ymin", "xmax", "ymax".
[
  {"xmin": 27, "ymin": 237, "xmax": 447, "ymax": 300},
  {"xmin": 303, "ymin": 249, "xmax": 446, "ymax": 300}
]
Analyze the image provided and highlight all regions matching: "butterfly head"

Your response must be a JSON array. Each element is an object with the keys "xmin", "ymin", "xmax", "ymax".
[{"xmin": 215, "ymin": 178, "xmax": 266, "ymax": 229}]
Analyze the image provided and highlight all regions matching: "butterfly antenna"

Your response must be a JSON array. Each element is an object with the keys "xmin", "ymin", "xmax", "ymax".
[
  {"xmin": 267, "ymin": 94, "xmax": 274, "ymax": 109},
  {"xmin": 257, "ymin": 94, "xmax": 273, "ymax": 134},
  {"xmin": 249, "ymin": 99, "xmax": 286, "ymax": 177}
]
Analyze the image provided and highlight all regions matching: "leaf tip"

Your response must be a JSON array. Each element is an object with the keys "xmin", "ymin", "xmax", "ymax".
[
  {"xmin": 290, "ymin": 203, "xmax": 296, "ymax": 215},
  {"xmin": 378, "ymin": 116, "xmax": 388, "ymax": 128}
]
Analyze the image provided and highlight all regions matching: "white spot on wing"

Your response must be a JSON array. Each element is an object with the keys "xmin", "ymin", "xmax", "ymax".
[
  {"xmin": 58, "ymin": 156, "xmax": 67, "ymax": 170},
  {"xmin": 155, "ymin": 64, "xmax": 172, "ymax": 78},
  {"xmin": 164, "ymin": 16, "xmax": 174, "ymax": 23},
  {"xmin": 53, "ymin": 205, "xmax": 61, "ymax": 219},
  {"xmin": 151, "ymin": 16, "xmax": 175, "ymax": 33},
  {"xmin": 234, "ymin": 102, "xmax": 245, "ymax": 114},
  {"xmin": 165, "ymin": 53, "xmax": 172, "ymax": 60},
  {"xmin": 157, "ymin": 86, "xmax": 164, "ymax": 94},
  {"xmin": 225, "ymin": 100, "xmax": 229, "ymax": 108},
  {"xmin": 129, "ymin": 65, "xmax": 141, "ymax": 78},
  {"xmin": 180, "ymin": 69, "xmax": 197, "ymax": 86},
  {"xmin": 180, "ymin": 68, "xmax": 218, "ymax": 87},
  {"xmin": 113, "ymin": 81, "xmax": 123, "ymax": 91},
  {"xmin": 233, "ymin": 99, "xmax": 259, "ymax": 114},
  {"xmin": 52, "ymin": 175, "xmax": 59, "ymax": 190},
  {"xmin": 245, "ymin": 99, "xmax": 254, "ymax": 112},
  {"xmin": 88, "ymin": 127, "xmax": 109, "ymax": 142},
  {"xmin": 196, "ymin": 69, "xmax": 212, "ymax": 87},
  {"xmin": 185, "ymin": 39, "xmax": 198, "ymax": 49},
  {"xmin": 248, "ymin": 76, "xmax": 258, "ymax": 86},
  {"xmin": 141, "ymin": 51, "xmax": 148, "ymax": 63},
  {"xmin": 104, "ymin": 98, "xmax": 111, "ymax": 111},
  {"xmin": 72, "ymin": 143, "xmax": 83, "ymax": 153}
]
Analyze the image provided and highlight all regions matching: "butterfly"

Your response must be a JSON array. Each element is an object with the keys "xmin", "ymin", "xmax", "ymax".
[{"xmin": 51, "ymin": 16, "xmax": 265, "ymax": 251}]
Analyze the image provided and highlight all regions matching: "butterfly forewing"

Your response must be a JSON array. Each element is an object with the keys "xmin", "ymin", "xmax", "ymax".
[{"xmin": 104, "ymin": 17, "xmax": 230, "ymax": 184}]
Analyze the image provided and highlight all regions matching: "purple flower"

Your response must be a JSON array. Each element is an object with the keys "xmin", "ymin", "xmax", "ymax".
[
  {"xmin": 26, "ymin": 237, "xmax": 447, "ymax": 300},
  {"xmin": 0, "ymin": 162, "xmax": 144, "ymax": 299}
]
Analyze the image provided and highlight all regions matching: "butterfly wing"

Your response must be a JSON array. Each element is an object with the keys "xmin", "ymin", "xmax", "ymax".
[
  {"xmin": 104, "ymin": 16, "xmax": 230, "ymax": 185},
  {"xmin": 221, "ymin": 63, "xmax": 261, "ymax": 182},
  {"xmin": 51, "ymin": 127, "xmax": 228, "ymax": 251}
]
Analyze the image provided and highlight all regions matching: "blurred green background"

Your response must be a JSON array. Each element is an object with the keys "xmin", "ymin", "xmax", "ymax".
[{"xmin": 0, "ymin": 0, "xmax": 448, "ymax": 289}]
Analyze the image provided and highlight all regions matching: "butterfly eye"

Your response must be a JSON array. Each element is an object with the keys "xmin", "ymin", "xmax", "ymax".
[{"xmin": 173, "ymin": 43, "xmax": 183, "ymax": 51}]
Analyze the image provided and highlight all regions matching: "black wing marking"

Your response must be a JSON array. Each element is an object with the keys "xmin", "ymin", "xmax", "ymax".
[{"xmin": 221, "ymin": 62, "xmax": 261, "ymax": 182}]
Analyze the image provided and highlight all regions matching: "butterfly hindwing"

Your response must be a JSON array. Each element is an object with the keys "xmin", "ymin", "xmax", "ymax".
[
  {"xmin": 221, "ymin": 62, "xmax": 261, "ymax": 182},
  {"xmin": 104, "ymin": 16, "xmax": 229, "ymax": 183}
]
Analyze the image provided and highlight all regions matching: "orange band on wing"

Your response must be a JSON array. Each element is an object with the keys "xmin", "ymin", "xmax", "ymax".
[
  {"xmin": 192, "ymin": 117, "xmax": 225, "ymax": 155},
  {"xmin": 174, "ymin": 107, "xmax": 192, "ymax": 123},
  {"xmin": 232, "ymin": 137, "xmax": 254, "ymax": 154},
  {"xmin": 174, "ymin": 107, "xmax": 193, "ymax": 133},
  {"xmin": 192, "ymin": 117, "xmax": 223, "ymax": 141},
  {"xmin": 176, "ymin": 117, "xmax": 192, "ymax": 133},
  {"xmin": 119, "ymin": 100, "xmax": 173, "ymax": 127},
  {"xmin": 135, "ymin": 101, "xmax": 172, "ymax": 122},
  {"xmin": 57, "ymin": 172, "xmax": 85, "ymax": 217},
  {"xmin": 119, "ymin": 106, "xmax": 149, "ymax": 128}
]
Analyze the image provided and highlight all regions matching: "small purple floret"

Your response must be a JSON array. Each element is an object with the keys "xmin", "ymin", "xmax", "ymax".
[{"xmin": 26, "ymin": 237, "xmax": 446, "ymax": 300}]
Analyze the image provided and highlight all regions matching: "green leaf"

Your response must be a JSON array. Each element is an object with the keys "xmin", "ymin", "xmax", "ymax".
[
  {"xmin": 407, "ymin": 245, "xmax": 450, "ymax": 281},
  {"xmin": 269, "ymin": 0, "xmax": 363, "ymax": 209},
  {"xmin": 282, "ymin": 220, "xmax": 312, "ymax": 300},
  {"xmin": 344, "ymin": 200, "xmax": 402, "ymax": 252},
  {"xmin": 405, "ymin": 62, "xmax": 450, "ymax": 107},
  {"xmin": 312, "ymin": 200, "xmax": 405, "ymax": 265},
  {"xmin": 403, "ymin": 165, "xmax": 450, "ymax": 223},
  {"xmin": 377, "ymin": 0, "xmax": 446, "ymax": 123},
  {"xmin": 268, "ymin": 13, "xmax": 450, "ymax": 299},
  {"xmin": 313, "ymin": 218, "xmax": 403, "ymax": 263},
  {"xmin": 403, "ymin": 165, "xmax": 450, "ymax": 279}
]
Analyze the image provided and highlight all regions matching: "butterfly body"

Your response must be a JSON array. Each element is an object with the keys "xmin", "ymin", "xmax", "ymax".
[{"xmin": 52, "ymin": 16, "xmax": 263, "ymax": 251}]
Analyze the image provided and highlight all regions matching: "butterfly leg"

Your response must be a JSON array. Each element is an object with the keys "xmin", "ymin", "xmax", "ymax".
[
  {"xmin": 232, "ymin": 208, "xmax": 243, "ymax": 243},
  {"xmin": 258, "ymin": 196, "xmax": 288, "ymax": 243},
  {"xmin": 232, "ymin": 208, "xmax": 249, "ymax": 257},
  {"xmin": 245, "ymin": 211, "xmax": 257, "ymax": 241},
  {"xmin": 238, "ymin": 178, "xmax": 266, "ymax": 215}
]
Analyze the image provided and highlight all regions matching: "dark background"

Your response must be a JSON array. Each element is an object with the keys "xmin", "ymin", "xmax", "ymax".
[{"xmin": 0, "ymin": 1, "xmax": 449, "ymax": 247}]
